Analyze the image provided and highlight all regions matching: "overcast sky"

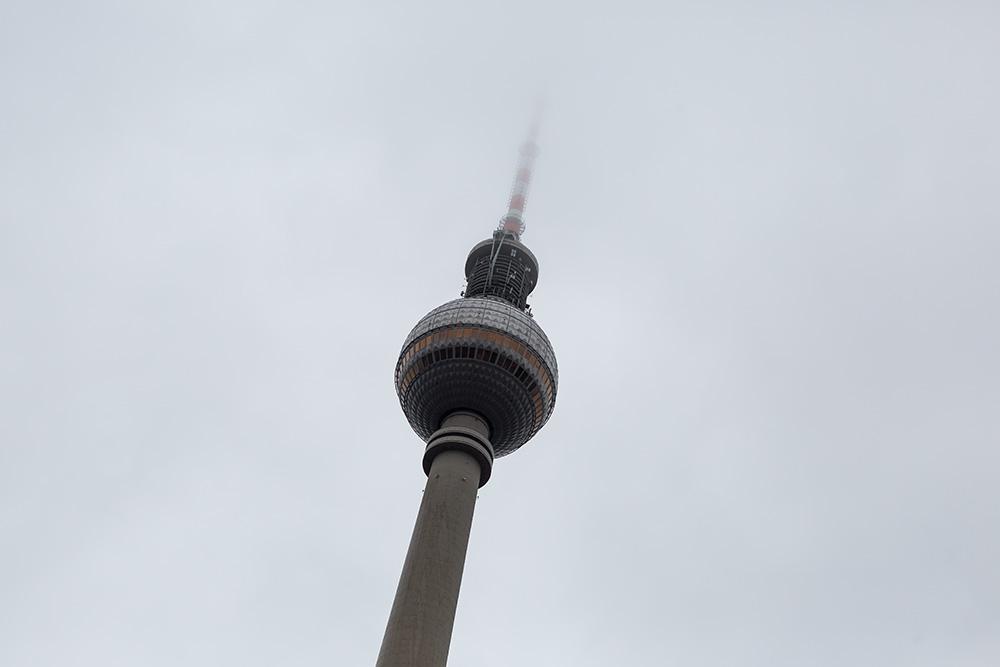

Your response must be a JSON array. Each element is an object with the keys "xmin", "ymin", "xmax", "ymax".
[{"xmin": 2, "ymin": 1, "xmax": 999, "ymax": 665}]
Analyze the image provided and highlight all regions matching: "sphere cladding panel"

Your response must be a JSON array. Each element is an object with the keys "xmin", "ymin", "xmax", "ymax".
[
  {"xmin": 396, "ymin": 297, "xmax": 558, "ymax": 456},
  {"xmin": 400, "ymin": 298, "xmax": 558, "ymax": 379}
]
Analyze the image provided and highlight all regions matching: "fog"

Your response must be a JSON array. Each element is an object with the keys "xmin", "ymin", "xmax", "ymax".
[{"xmin": 2, "ymin": 1, "xmax": 998, "ymax": 665}]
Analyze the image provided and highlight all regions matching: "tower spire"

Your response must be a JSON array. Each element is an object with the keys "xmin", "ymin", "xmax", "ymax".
[{"xmin": 500, "ymin": 114, "xmax": 541, "ymax": 239}]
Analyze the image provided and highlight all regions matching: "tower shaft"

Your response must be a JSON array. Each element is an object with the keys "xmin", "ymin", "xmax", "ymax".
[{"xmin": 376, "ymin": 414, "xmax": 491, "ymax": 667}]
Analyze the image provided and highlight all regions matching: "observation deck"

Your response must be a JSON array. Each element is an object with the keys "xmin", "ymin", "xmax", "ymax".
[{"xmin": 462, "ymin": 230, "xmax": 539, "ymax": 311}]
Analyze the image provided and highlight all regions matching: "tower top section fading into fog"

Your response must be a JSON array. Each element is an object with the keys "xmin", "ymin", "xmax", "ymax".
[
  {"xmin": 499, "ymin": 119, "xmax": 539, "ymax": 240},
  {"xmin": 460, "ymin": 121, "xmax": 543, "ymax": 313},
  {"xmin": 395, "ymin": 122, "xmax": 558, "ymax": 461}
]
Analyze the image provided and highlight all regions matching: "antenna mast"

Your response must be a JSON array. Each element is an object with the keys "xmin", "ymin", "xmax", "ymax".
[{"xmin": 499, "ymin": 116, "xmax": 540, "ymax": 239}]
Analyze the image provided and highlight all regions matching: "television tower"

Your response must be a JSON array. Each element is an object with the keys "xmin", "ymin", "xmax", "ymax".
[{"xmin": 377, "ymin": 122, "xmax": 558, "ymax": 667}]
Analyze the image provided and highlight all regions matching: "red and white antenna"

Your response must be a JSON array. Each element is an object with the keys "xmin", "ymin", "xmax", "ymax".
[{"xmin": 500, "ymin": 111, "xmax": 541, "ymax": 239}]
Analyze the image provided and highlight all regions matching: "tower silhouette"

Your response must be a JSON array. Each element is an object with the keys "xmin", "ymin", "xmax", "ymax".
[{"xmin": 377, "ymin": 123, "xmax": 558, "ymax": 667}]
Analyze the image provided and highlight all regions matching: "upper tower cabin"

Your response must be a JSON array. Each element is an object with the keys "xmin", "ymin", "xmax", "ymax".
[{"xmin": 463, "ymin": 231, "xmax": 539, "ymax": 311}]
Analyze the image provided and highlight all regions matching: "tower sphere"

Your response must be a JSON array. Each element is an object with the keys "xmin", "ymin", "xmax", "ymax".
[{"xmin": 395, "ymin": 293, "xmax": 558, "ymax": 457}]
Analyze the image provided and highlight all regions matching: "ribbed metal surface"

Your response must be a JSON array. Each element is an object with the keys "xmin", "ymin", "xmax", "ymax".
[{"xmin": 395, "ymin": 297, "xmax": 558, "ymax": 456}]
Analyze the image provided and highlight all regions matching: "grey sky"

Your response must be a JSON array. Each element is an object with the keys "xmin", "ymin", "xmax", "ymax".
[{"xmin": 2, "ymin": 1, "xmax": 999, "ymax": 665}]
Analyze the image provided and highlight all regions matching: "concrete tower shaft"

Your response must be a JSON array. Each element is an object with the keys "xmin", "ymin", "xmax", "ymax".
[{"xmin": 377, "ymin": 413, "xmax": 490, "ymax": 667}]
